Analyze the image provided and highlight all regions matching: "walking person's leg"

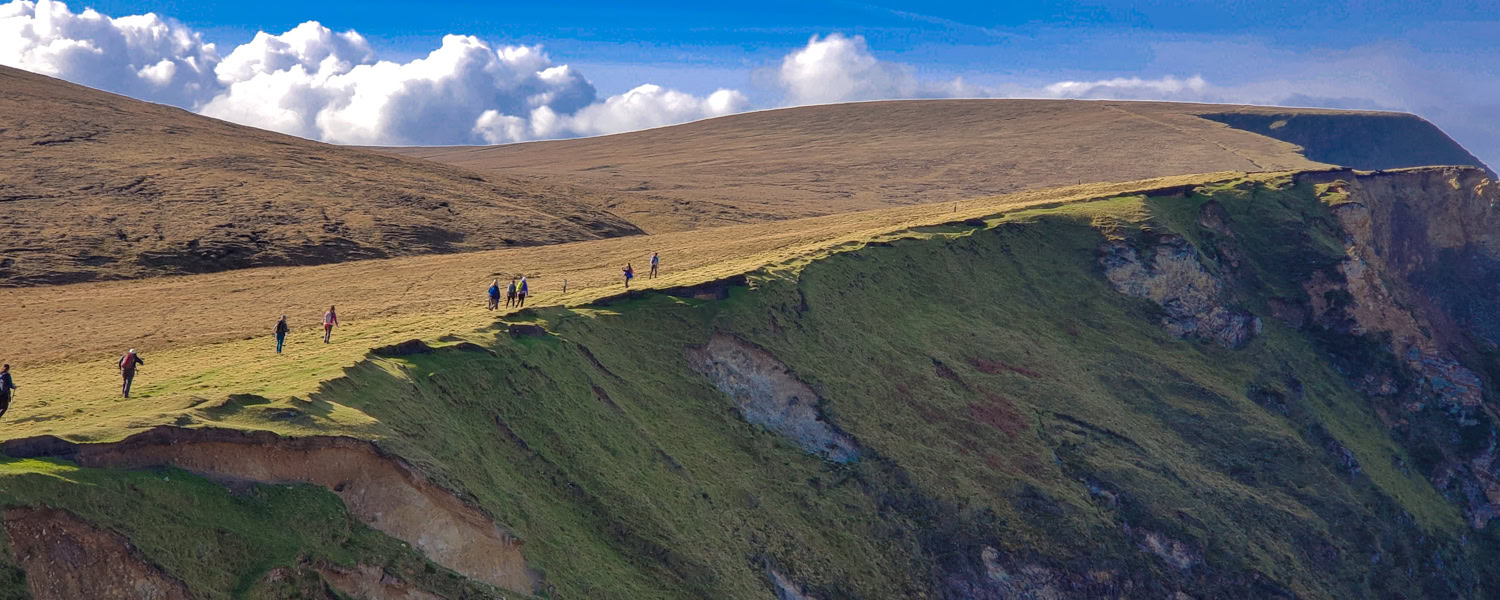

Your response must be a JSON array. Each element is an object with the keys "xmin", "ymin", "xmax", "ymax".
[
  {"xmin": 0, "ymin": 391, "xmax": 10, "ymax": 419},
  {"xmin": 276, "ymin": 333, "xmax": 285, "ymax": 354},
  {"xmin": 122, "ymin": 373, "xmax": 132, "ymax": 398},
  {"xmin": 324, "ymin": 324, "xmax": 332, "ymax": 343}
]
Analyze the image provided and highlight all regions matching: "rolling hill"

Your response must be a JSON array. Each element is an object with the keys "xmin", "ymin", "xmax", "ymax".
[
  {"xmin": 0, "ymin": 66, "xmax": 642, "ymax": 285},
  {"xmin": 380, "ymin": 99, "xmax": 1490, "ymax": 233}
]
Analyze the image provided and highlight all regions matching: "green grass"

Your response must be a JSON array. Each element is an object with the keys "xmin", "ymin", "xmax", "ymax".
[
  {"xmin": 3, "ymin": 173, "xmax": 1495, "ymax": 598},
  {"xmin": 270, "ymin": 180, "xmax": 1485, "ymax": 598}
]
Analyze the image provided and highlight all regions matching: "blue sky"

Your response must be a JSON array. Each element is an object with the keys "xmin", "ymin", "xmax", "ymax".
[{"xmin": 3, "ymin": 0, "xmax": 1496, "ymax": 165}]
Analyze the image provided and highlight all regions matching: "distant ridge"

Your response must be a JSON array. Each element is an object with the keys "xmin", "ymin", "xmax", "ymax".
[
  {"xmin": 381, "ymin": 99, "xmax": 1487, "ymax": 234},
  {"xmin": 1200, "ymin": 110, "xmax": 1493, "ymax": 176}
]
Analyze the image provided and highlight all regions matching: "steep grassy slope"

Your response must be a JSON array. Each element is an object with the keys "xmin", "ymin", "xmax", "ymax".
[
  {"xmin": 1200, "ymin": 111, "xmax": 1493, "ymax": 175},
  {"xmin": 0, "ymin": 66, "xmax": 640, "ymax": 285},
  {"xmin": 5, "ymin": 168, "xmax": 1498, "ymax": 598}
]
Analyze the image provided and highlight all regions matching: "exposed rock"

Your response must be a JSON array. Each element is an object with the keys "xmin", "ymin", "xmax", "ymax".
[
  {"xmin": 315, "ymin": 562, "xmax": 444, "ymax": 600},
  {"xmin": 766, "ymin": 565, "xmax": 819, "ymax": 600},
  {"xmin": 1100, "ymin": 236, "xmax": 1261, "ymax": 348},
  {"xmin": 686, "ymin": 334, "xmax": 860, "ymax": 462},
  {"xmin": 1, "ymin": 427, "xmax": 534, "ymax": 595},
  {"xmin": 1133, "ymin": 528, "xmax": 1201, "ymax": 571},
  {"xmin": 1296, "ymin": 168, "xmax": 1500, "ymax": 527},
  {"xmin": 3, "ymin": 507, "xmax": 195, "ymax": 600}
]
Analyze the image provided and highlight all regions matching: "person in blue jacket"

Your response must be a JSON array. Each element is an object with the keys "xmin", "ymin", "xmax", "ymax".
[
  {"xmin": 487, "ymin": 279, "xmax": 501, "ymax": 310},
  {"xmin": 0, "ymin": 364, "xmax": 16, "ymax": 420},
  {"xmin": 517, "ymin": 276, "xmax": 530, "ymax": 308}
]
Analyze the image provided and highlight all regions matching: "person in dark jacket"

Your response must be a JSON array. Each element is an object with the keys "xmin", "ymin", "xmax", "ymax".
[
  {"xmin": 274, "ymin": 315, "xmax": 290, "ymax": 354},
  {"xmin": 119, "ymin": 349, "xmax": 144, "ymax": 398},
  {"xmin": 488, "ymin": 280, "xmax": 501, "ymax": 310},
  {"xmin": 0, "ymin": 364, "xmax": 16, "ymax": 420}
]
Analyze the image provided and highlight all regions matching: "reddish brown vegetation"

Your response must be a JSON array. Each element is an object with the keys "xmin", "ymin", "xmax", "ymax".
[
  {"xmin": 969, "ymin": 393, "xmax": 1028, "ymax": 438},
  {"xmin": 970, "ymin": 358, "xmax": 1042, "ymax": 379}
]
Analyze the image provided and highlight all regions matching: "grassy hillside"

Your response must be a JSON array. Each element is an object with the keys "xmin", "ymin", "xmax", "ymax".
[
  {"xmin": 5, "ymin": 168, "xmax": 1498, "ymax": 598},
  {"xmin": 0, "ymin": 66, "xmax": 641, "ymax": 285}
]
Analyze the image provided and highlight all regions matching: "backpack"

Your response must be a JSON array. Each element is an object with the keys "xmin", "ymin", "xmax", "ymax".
[{"xmin": 119, "ymin": 352, "xmax": 137, "ymax": 370}]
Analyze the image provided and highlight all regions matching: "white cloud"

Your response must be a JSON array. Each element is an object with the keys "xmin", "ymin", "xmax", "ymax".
[
  {"xmin": 1042, "ymin": 75, "xmax": 1210, "ymax": 100},
  {"xmin": 0, "ymin": 0, "xmax": 220, "ymax": 107},
  {"xmin": 0, "ymin": 1, "xmax": 746, "ymax": 145},
  {"xmin": 556, "ymin": 85, "xmax": 748, "ymax": 138},
  {"xmin": 776, "ymin": 33, "xmax": 975, "ymax": 105}
]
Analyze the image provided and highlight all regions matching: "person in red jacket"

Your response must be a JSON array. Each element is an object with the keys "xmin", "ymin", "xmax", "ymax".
[{"xmin": 119, "ymin": 349, "xmax": 144, "ymax": 398}]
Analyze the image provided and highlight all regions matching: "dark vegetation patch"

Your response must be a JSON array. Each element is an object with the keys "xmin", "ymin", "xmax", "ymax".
[{"xmin": 1199, "ymin": 112, "xmax": 1492, "ymax": 174}]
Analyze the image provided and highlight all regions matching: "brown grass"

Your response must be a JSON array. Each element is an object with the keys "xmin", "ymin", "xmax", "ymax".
[
  {"xmin": 378, "ymin": 99, "xmax": 1352, "ymax": 233},
  {"xmin": 0, "ymin": 66, "xmax": 641, "ymax": 285}
]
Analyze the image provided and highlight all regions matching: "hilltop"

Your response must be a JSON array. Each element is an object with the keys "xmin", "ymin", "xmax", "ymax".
[
  {"xmin": 380, "ymin": 99, "xmax": 1489, "ymax": 232},
  {"xmin": 0, "ymin": 66, "xmax": 642, "ymax": 285}
]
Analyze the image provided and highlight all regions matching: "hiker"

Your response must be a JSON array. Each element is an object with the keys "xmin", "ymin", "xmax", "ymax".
[
  {"xmin": 119, "ymin": 349, "xmax": 144, "ymax": 398},
  {"xmin": 562, "ymin": 279, "xmax": 568, "ymax": 294},
  {"xmin": 623, "ymin": 263, "xmax": 634, "ymax": 289},
  {"xmin": 650, "ymin": 252, "xmax": 660, "ymax": 279},
  {"xmin": 517, "ymin": 276, "xmax": 529, "ymax": 308},
  {"xmin": 487, "ymin": 279, "xmax": 501, "ymax": 310},
  {"xmin": 323, "ymin": 306, "xmax": 339, "ymax": 343},
  {"xmin": 274, "ymin": 315, "xmax": 290, "ymax": 354},
  {"xmin": 0, "ymin": 364, "xmax": 15, "ymax": 420},
  {"xmin": 506, "ymin": 278, "xmax": 518, "ymax": 308}
]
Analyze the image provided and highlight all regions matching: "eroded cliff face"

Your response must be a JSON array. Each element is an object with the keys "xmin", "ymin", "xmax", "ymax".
[
  {"xmin": 4, "ymin": 508, "xmax": 194, "ymax": 600},
  {"xmin": 1296, "ymin": 168, "xmax": 1500, "ymax": 526}
]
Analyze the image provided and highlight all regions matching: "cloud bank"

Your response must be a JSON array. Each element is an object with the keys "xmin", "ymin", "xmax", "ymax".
[{"xmin": 0, "ymin": 0, "xmax": 743, "ymax": 144}]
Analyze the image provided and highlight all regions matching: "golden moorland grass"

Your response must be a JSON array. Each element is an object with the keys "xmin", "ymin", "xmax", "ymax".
[
  {"xmin": 380, "ymin": 99, "xmax": 1355, "ymax": 232},
  {"xmin": 0, "ymin": 171, "xmax": 1250, "ymax": 443},
  {"xmin": 0, "ymin": 65, "xmax": 641, "ymax": 285}
]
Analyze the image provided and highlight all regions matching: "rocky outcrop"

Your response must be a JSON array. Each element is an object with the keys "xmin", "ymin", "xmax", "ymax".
[
  {"xmin": 1295, "ymin": 167, "xmax": 1500, "ymax": 526},
  {"xmin": 1100, "ymin": 236, "xmax": 1261, "ymax": 348},
  {"xmin": 687, "ymin": 334, "xmax": 860, "ymax": 462},
  {"xmin": 3, "ymin": 507, "xmax": 195, "ymax": 600},
  {"xmin": 766, "ymin": 566, "xmax": 820, "ymax": 600},
  {"xmin": 315, "ymin": 563, "xmax": 445, "ymax": 600},
  {"xmin": 1, "ymin": 427, "xmax": 533, "ymax": 595}
]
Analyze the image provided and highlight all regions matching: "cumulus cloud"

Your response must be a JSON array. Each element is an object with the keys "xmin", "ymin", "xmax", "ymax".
[
  {"xmin": 0, "ymin": 0, "xmax": 219, "ymax": 107},
  {"xmin": 0, "ymin": 0, "xmax": 745, "ymax": 145},
  {"xmin": 777, "ymin": 33, "xmax": 976, "ymax": 105}
]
